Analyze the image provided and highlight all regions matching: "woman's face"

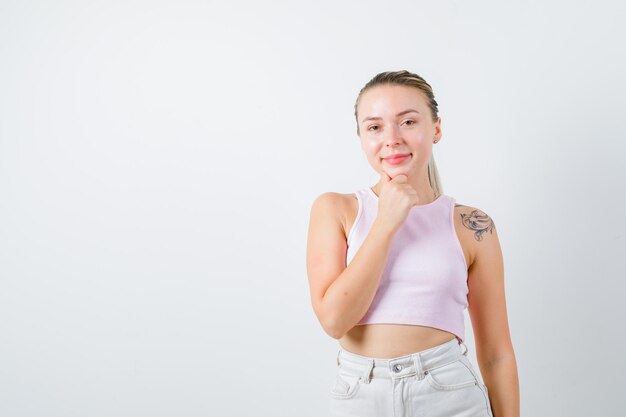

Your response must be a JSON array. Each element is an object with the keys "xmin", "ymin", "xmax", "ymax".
[{"xmin": 357, "ymin": 84, "xmax": 441, "ymax": 179}]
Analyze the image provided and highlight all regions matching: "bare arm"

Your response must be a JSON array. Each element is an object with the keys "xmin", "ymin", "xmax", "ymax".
[
  {"xmin": 306, "ymin": 192, "xmax": 395, "ymax": 339},
  {"xmin": 461, "ymin": 206, "xmax": 520, "ymax": 417}
]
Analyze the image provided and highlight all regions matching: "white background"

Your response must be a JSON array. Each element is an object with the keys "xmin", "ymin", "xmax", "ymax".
[{"xmin": 1, "ymin": 1, "xmax": 625, "ymax": 416}]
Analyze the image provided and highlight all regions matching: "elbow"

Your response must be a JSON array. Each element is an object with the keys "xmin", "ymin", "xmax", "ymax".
[
  {"xmin": 314, "ymin": 297, "xmax": 349, "ymax": 340},
  {"xmin": 323, "ymin": 316, "xmax": 348, "ymax": 340}
]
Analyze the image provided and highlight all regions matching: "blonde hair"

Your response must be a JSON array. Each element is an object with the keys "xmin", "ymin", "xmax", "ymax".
[{"xmin": 354, "ymin": 70, "xmax": 443, "ymax": 197}]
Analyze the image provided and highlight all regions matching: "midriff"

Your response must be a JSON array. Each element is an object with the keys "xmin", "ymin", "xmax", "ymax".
[{"xmin": 339, "ymin": 324, "xmax": 458, "ymax": 358}]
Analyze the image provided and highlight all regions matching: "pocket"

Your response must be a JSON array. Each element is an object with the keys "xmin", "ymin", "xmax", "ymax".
[
  {"xmin": 476, "ymin": 381, "xmax": 494, "ymax": 417},
  {"xmin": 330, "ymin": 370, "xmax": 362, "ymax": 399},
  {"xmin": 424, "ymin": 357, "xmax": 478, "ymax": 391}
]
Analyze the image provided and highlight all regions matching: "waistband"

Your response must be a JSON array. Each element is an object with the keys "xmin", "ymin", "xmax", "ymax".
[{"xmin": 336, "ymin": 337, "xmax": 468, "ymax": 384}]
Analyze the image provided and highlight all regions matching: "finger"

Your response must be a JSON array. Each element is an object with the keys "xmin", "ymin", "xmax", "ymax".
[{"xmin": 392, "ymin": 174, "xmax": 408, "ymax": 183}]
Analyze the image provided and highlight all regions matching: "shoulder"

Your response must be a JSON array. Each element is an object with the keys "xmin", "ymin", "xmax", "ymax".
[
  {"xmin": 309, "ymin": 192, "xmax": 357, "ymax": 238},
  {"xmin": 452, "ymin": 201, "xmax": 500, "ymax": 267},
  {"xmin": 310, "ymin": 191, "xmax": 355, "ymax": 212},
  {"xmin": 453, "ymin": 202, "xmax": 497, "ymax": 242}
]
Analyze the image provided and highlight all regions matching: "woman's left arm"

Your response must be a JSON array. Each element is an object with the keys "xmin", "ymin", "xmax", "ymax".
[{"xmin": 464, "ymin": 209, "xmax": 520, "ymax": 417}]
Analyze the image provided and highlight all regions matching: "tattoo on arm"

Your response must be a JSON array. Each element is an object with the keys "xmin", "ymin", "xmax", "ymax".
[{"xmin": 456, "ymin": 205, "xmax": 495, "ymax": 242}]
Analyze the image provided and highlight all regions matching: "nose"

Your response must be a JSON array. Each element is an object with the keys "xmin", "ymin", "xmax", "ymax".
[{"xmin": 383, "ymin": 123, "xmax": 403, "ymax": 147}]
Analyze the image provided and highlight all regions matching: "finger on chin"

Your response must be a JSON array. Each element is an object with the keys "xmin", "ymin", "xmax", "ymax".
[{"xmin": 392, "ymin": 173, "xmax": 408, "ymax": 182}]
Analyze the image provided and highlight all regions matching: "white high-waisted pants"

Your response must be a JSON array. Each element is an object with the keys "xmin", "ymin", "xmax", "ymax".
[{"xmin": 329, "ymin": 337, "xmax": 493, "ymax": 417}]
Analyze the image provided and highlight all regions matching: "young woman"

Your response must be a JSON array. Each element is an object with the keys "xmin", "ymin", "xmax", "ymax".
[{"xmin": 306, "ymin": 70, "xmax": 519, "ymax": 417}]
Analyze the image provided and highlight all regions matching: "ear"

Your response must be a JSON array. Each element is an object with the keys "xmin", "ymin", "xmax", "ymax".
[{"xmin": 434, "ymin": 116, "xmax": 442, "ymax": 141}]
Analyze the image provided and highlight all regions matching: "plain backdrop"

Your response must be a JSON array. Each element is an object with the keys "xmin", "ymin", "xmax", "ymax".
[{"xmin": 1, "ymin": 1, "xmax": 625, "ymax": 416}]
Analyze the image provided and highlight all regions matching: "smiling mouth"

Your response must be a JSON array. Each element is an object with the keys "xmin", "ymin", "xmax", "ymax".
[
  {"xmin": 382, "ymin": 154, "xmax": 411, "ymax": 165},
  {"xmin": 381, "ymin": 153, "xmax": 413, "ymax": 163}
]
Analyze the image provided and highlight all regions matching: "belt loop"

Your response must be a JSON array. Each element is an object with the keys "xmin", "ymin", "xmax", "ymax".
[
  {"xmin": 336, "ymin": 349, "xmax": 341, "ymax": 367},
  {"xmin": 362, "ymin": 359, "xmax": 374, "ymax": 384},
  {"xmin": 460, "ymin": 341, "xmax": 468, "ymax": 356},
  {"xmin": 413, "ymin": 352, "xmax": 425, "ymax": 380}
]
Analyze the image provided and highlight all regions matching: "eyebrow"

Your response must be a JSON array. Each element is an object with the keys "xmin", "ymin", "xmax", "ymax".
[{"xmin": 361, "ymin": 109, "xmax": 420, "ymax": 124}]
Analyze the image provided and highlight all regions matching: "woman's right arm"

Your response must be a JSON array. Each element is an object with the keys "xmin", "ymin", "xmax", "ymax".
[{"xmin": 306, "ymin": 192, "xmax": 395, "ymax": 339}]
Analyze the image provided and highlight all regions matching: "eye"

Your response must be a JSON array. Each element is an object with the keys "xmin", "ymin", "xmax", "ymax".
[
  {"xmin": 403, "ymin": 119, "xmax": 416, "ymax": 126},
  {"xmin": 367, "ymin": 125, "xmax": 379, "ymax": 131}
]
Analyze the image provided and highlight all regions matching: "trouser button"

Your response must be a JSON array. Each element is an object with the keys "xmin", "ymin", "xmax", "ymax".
[{"xmin": 392, "ymin": 364, "xmax": 403, "ymax": 373}]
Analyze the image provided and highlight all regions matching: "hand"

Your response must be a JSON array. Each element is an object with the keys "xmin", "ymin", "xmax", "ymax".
[{"xmin": 374, "ymin": 170, "xmax": 421, "ymax": 235}]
